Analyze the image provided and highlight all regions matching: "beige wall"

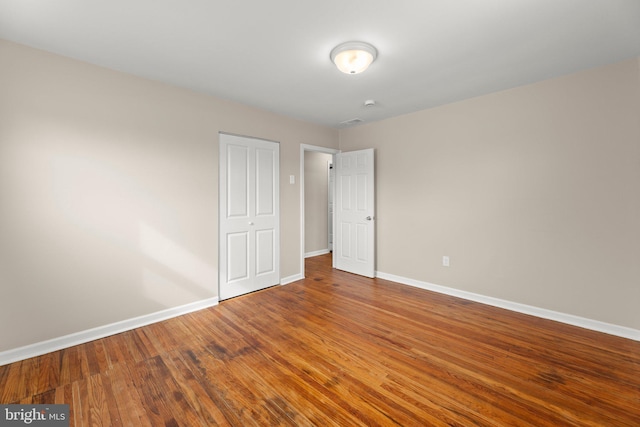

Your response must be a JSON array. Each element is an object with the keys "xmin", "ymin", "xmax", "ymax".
[
  {"xmin": 304, "ymin": 151, "xmax": 332, "ymax": 254},
  {"xmin": 0, "ymin": 40, "xmax": 338, "ymax": 352},
  {"xmin": 339, "ymin": 57, "xmax": 640, "ymax": 330},
  {"xmin": 1, "ymin": 37, "xmax": 638, "ymax": 355}
]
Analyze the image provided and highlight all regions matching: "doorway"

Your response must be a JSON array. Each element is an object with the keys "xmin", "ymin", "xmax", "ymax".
[
  {"xmin": 300, "ymin": 145, "xmax": 376, "ymax": 279},
  {"xmin": 300, "ymin": 144, "xmax": 339, "ymax": 277}
]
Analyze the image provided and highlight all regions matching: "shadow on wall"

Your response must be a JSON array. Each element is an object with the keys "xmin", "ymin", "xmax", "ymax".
[
  {"xmin": 0, "ymin": 145, "xmax": 218, "ymax": 352},
  {"xmin": 140, "ymin": 222, "xmax": 217, "ymax": 307}
]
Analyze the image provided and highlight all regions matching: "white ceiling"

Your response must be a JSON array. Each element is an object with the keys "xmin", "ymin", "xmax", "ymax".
[{"xmin": 1, "ymin": 0, "xmax": 639, "ymax": 128}]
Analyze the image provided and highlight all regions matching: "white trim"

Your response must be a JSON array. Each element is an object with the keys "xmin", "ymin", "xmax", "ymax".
[
  {"xmin": 376, "ymin": 271, "xmax": 640, "ymax": 342},
  {"xmin": 305, "ymin": 249, "xmax": 330, "ymax": 258},
  {"xmin": 281, "ymin": 273, "xmax": 304, "ymax": 285},
  {"xmin": 299, "ymin": 144, "xmax": 340, "ymax": 281},
  {"xmin": 0, "ymin": 297, "xmax": 219, "ymax": 366}
]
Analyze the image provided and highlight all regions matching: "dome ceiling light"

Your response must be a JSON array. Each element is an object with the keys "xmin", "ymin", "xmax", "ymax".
[{"xmin": 330, "ymin": 41, "xmax": 378, "ymax": 75}]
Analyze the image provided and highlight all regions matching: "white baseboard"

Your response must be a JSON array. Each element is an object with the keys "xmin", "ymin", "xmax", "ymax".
[
  {"xmin": 281, "ymin": 273, "xmax": 304, "ymax": 285},
  {"xmin": 304, "ymin": 249, "xmax": 330, "ymax": 258},
  {"xmin": 0, "ymin": 297, "xmax": 219, "ymax": 366},
  {"xmin": 5, "ymin": 272, "xmax": 636, "ymax": 367},
  {"xmin": 376, "ymin": 271, "xmax": 640, "ymax": 342}
]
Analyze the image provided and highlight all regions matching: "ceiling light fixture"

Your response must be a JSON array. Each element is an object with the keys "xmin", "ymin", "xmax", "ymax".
[{"xmin": 330, "ymin": 41, "xmax": 378, "ymax": 75}]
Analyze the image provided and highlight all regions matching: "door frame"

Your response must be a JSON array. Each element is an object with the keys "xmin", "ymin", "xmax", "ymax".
[{"xmin": 299, "ymin": 144, "xmax": 340, "ymax": 277}]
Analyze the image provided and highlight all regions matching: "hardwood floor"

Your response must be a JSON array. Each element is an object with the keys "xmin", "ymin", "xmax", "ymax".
[{"xmin": 1, "ymin": 253, "xmax": 639, "ymax": 426}]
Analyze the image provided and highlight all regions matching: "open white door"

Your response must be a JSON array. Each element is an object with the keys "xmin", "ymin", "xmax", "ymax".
[
  {"xmin": 219, "ymin": 133, "xmax": 280, "ymax": 300},
  {"xmin": 334, "ymin": 149, "xmax": 375, "ymax": 278}
]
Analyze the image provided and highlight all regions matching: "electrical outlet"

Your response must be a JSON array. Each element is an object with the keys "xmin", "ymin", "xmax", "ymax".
[{"xmin": 442, "ymin": 256, "xmax": 450, "ymax": 267}]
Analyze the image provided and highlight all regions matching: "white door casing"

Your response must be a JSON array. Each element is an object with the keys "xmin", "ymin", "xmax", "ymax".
[
  {"xmin": 334, "ymin": 149, "xmax": 375, "ymax": 278},
  {"xmin": 299, "ymin": 144, "xmax": 340, "ymax": 279},
  {"xmin": 219, "ymin": 133, "xmax": 280, "ymax": 300},
  {"xmin": 328, "ymin": 162, "xmax": 334, "ymax": 252}
]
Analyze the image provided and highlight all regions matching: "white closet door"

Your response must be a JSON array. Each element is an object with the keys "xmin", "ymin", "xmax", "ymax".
[{"xmin": 219, "ymin": 133, "xmax": 279, "ymax": 300}]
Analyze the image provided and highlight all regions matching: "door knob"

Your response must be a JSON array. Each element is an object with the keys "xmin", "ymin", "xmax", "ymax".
[{"xmin": 366, "ymin": 216, "xmax": 372, "ymax": 221}]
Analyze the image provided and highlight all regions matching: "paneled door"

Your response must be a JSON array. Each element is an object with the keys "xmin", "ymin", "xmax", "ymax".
[
  {"xmin": 219, "ymin": 133, "xmax": 280, "ymax": 300},
  {"xmin": 334, "ymin": 149, "xmax": 375, "ymax": 277}
]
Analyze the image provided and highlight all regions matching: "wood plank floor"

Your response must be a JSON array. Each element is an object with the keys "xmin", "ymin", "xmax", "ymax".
[{"xmin": 1, "ymin": 253, "xmax": 639, "ymax": 426}]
